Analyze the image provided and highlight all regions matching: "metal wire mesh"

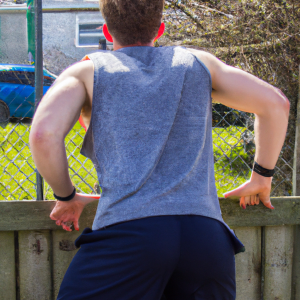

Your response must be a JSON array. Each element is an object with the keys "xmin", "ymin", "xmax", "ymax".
[
  {"xmin": 0, "ymin": 0, "xmax": 296, "ymax": 199},
  {"xmin": 160, "ymin": 0, "xmax": 298, "ymax": 197},
  {"xmin": 0, "ymin": 104, "xmax": 294, "ymax": 200},
  {"xmin": 212, "ymin": 104, "xmax": 294, "ymax": 197},
  {"xmin": 0, "ymin": 122, "xmax": 36, "ymax": 199},
  {"xmin": 0, "ymin": 0, "xmax": 98, "ymax": 200},
  {"xmin": 44, "ymin": 122, "xmax": 98, "ymax": 199},
  {"xmin": 0, "ymin": 120, "xmax": 98, "ymax": 200}
]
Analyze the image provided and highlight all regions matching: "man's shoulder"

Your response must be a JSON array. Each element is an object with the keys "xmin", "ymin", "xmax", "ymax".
[
  {"xmin": 186, "ymin": 48, "xmax": 215, "ymax": 66},
  {"xmin": 73, "ymin": 59, "xmax": 94, "ymax": 81},
  {"xmin": 57, "ymin": 59, "xmax": 94, "ymax": 109},
  {"xmin": 55, "ymin": 59, "xmax": 94, "ymax": 85},
  {"xmin": 184, "ymin": 48, "xmax": 215, "ymax": 78},
  {"xmin": 184, "ymin": 48, "xmax": 227, "ymax": 84}
]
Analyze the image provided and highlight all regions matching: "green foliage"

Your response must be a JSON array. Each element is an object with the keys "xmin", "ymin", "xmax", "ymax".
[{"xmin": 160, "ymin": 0, "xmax": 299, "ymax": 196}]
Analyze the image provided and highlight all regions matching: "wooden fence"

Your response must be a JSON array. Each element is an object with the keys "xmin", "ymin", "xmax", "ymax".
[{"xmin": 0, "ymin": 197, "xmax": 300, "ymax": 300}]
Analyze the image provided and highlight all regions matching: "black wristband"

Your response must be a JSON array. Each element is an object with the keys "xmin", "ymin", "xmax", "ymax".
[
  {"xmin": 53, "ymin": 187, "xmax": 76, "ymax": 201},
  {"xmin": 253, "ymin": 162, "xmax": 275, "ymax": 177}
]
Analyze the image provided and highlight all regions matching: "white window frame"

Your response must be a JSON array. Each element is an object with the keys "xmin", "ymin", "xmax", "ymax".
[{"xmin": 75, "ymin": 14, "xmax": 110, "ymax": 48}]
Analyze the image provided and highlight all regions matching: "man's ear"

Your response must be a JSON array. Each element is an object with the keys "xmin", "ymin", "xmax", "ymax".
[
  {"xmin": 154, "ymin": 23, "xmax": 165, "ymax": 41},
  {"xmin": 103, "ymin": 24, "xmax": 113, "ymax": 43}
]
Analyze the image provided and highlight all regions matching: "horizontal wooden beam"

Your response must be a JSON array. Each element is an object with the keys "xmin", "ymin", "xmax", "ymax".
[
  {"xmin": 220, "ymin": 197, "xmax": 300, "ymax": 228},
  {"xmin": 0, "ymin": 197, "xmax": 299, "ymax": 231},
  {"xmin": 0, "ymin": 200, "xmax": 96, "ymax": 231}
]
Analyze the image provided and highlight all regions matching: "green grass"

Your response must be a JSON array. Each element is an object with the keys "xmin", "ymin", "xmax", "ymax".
[
  {"xmin": 213, "ymin": 126, "xmax": 254, "ymax": 196},
  {"xmin": 0, "ymin": 122, "xmax": 97, "ymax": 200},
  {"xmin": 0, "ymin": 122, "xmax": 251, "ymax": 200}
]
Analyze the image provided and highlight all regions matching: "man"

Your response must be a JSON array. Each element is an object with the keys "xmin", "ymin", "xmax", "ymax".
[{"xmin": 29, "ymin": 0, "xmax": 289, "ymax": 299}]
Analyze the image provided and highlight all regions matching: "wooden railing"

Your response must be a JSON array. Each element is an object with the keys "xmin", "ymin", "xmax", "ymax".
[{"xmin": 0, "ymin": 197, "xmax": 300, "ymax": 300}]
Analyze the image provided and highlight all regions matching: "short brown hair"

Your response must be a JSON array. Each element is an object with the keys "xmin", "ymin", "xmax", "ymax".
[{"xmin": 99, "ymin": 0, "xmax": 164, "ymax": 46}]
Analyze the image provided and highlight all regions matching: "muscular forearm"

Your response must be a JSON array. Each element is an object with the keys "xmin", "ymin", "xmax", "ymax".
[
  {"xmin": 254, "ymin": 103, "xmax": 289, "ymax": 170},
  {"xmin": 29, "ymin": 133, "xmax": 74, "ymax": 197}
]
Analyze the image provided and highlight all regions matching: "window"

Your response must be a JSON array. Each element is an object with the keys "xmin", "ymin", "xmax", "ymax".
[
  {"xmin": 0, "ymin": 71, "xmax": 55, "ymax": 87},
  {"xmin": 0, "ymin": 71, "xmax": 34, "ymax": 86},
  {"xmin": 76, "ymin": 14, "xmax": 110, "ymax": 48}
]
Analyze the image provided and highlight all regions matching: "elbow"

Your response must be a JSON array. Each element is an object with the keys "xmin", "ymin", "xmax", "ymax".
[
  {"xmin": 29, "ymin": 129, "xmax": 44, "ymax": 145},
  {"xmin": 277, "ymin": 100, "xmax": 289, "ymax": 123},
  {"xmin": 276, "ymin": 88, "xmax": 290, "ymax": 113},
  {"xmin": 285, "ymin": 99, "xmax": 290, "ymax": 112},
  {"xmin": 260, "ymin": 88, "xmax": 290, "ymax": 119},
  {"xmin": 29, "ymin": 127, "xmax": 60, "ymax": 151},
  {"xmin": 29, "ymin": 129, "xmax": 49, "ymax": 151}
]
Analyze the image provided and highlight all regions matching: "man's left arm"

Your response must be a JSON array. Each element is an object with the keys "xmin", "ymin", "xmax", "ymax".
[{"xmin": 29, "ymin": 60, "xmax": 98, "ymax": 231}]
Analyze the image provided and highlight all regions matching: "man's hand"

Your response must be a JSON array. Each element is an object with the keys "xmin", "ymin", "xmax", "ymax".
[
  {"xmin": 50, "ymin": 193, "xmax": 100, "ymax": 231},
  {"xmin": 223, "ymin": 171, "xmax": 273, "ymax": 210}
]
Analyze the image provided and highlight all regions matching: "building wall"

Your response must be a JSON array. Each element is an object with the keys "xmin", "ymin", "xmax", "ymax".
[
  {"xmin": 43, "ymin": 11, "xmax": 102, "ymax": 75},
  {"xmin": 0, "ymin": 13, "xmax": 28, "ymax": 65}
]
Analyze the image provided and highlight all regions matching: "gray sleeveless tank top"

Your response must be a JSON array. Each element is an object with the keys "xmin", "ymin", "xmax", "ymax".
[{"xmin": 80, "ymin": 46, "xmax": 244, "ymax": 254}]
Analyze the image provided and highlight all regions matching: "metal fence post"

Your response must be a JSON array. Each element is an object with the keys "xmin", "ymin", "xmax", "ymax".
[
  {"xmin": 99, "ymin": 38, "xmax": 106, "ymax": 50},
  {"xmin": 292, "ymin": 65, "xmax": 300, "ymax": 299},
  {"xmin": 34, "ymin": 0, "xmax": 44, "ymax": 200}
]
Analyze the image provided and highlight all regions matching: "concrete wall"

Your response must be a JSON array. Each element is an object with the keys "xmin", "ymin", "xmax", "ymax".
[
  {"xmin": 43, "ymin": 11, "xmax": 102, "ymax": 75},
  {"xmin": 0, "ymin": 13, "xmax": 28, "ymax": 64}
]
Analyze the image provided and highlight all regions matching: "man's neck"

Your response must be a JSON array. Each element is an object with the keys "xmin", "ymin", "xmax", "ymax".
[{"xmin": 113, "ymin": 40, "xmax": 154, "ymax": 51}]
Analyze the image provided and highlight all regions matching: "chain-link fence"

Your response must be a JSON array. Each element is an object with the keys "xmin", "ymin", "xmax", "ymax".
[
  {"xmin": 0, "ymin": 0, "xmax": 99, "ymax": 199},
  {"xmin": 0, "ymin": 0, "xmax": 298, "ymax": 200},
  {"xmin": 161, "ymin": 0, "xmax": 299, "ymax": 197},
  {"xmin": 0, "ymin": 104, "xmax": 294, "ymax": 199},
  {"xmin": 0, "ymin": 63, "xmax": 98, "ymax": 200},
  {"xmin": 212, "ymin": 106, "xmax": 294, "ymax": 197},
  {"xmin": 0, "ymin": 121, "xmax": 98, "ymax": 200}
]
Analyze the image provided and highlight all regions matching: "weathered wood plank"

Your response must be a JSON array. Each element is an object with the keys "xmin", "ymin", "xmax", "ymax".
[
  {"xmin": 0, "ymin": 200, "xmax": 97, "ymax": 231},
  {"xmin": 234, "ymin": 227, "xmax": 261, "ymax": 300},
  {"xmin": 1, "ymin": 197, "xmax": 300, "ymax": 230},
  {"xmin": 52, "ymin": 230, "xmax": 82, "ymax": 299},
  {"xmin": 292, "ymin": 225, "xmax": 300, "ymax": 300},
  {"xmin": 52, "ymin": 209, "xmax": 94, "ymax": 298},
  {"xmin": 19, "ymin": 230, "xmax": 52, "ymax": 300},
  {"xmin": 263, "ymin": 225, "xmax": 294, "ymax": 300},
  {"xmin": 220, "ymin": 197, "xmax": 300, "ymax": 227},
  {"xmin": 0, "ymin": 231, "xmax": 16, "ymax": 300}
]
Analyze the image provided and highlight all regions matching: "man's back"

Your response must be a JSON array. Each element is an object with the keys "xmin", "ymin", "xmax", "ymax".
[{"xmin": 79, "ymin": 46, "xmax": 238, "ymax": 239}]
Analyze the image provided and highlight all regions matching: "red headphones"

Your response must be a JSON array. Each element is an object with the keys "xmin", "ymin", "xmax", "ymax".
[
  {"xmin": 78, "ymin": 22, "xmax": 166, "ymax": 131},
  {"xmin": 103, "ymin": 23, "xmax": 165, "ymax": 43}
]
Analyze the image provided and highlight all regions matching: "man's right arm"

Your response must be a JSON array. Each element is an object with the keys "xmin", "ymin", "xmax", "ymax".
[
  {"xmin": 192, "ymin": 49, "xmax": 290, "ymax": 170},
  {"xmin": 188, "ymin": 49, "xmax": 290, "ymax": 208}
]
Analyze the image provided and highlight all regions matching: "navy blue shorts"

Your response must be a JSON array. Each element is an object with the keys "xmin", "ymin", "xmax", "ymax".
[{"xmin": 57, "ymin": 215, "xmax": 236, "ymax": 300}]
